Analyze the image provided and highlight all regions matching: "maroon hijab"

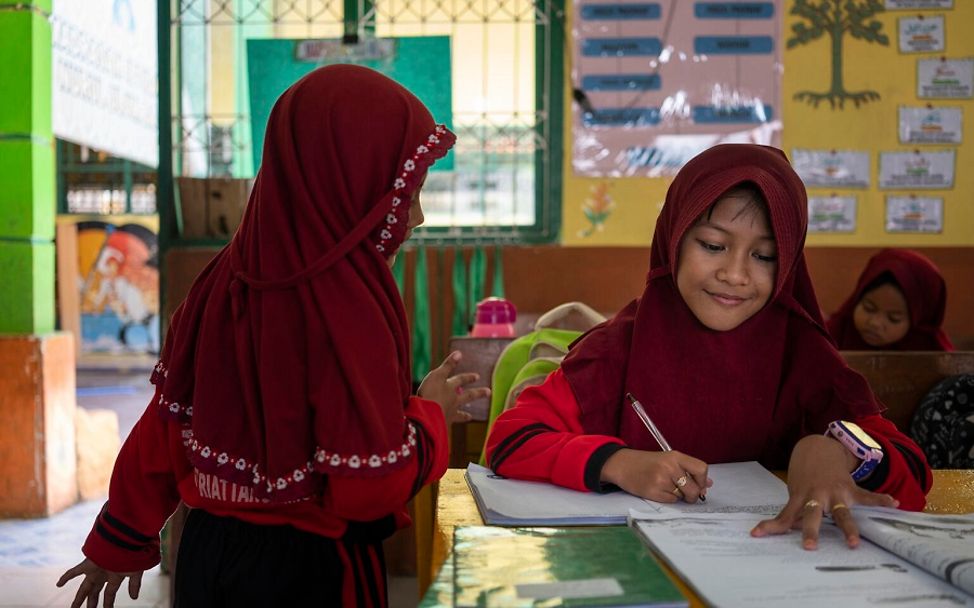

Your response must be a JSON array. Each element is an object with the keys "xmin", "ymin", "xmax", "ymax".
[
  {"xmin": 151, "ymin": 65, "xmax": 455, "ymax": 502},
  {"xmin": 827, "ymin": 249, "xmax": 953, "ymax": 351},
  {"xmin": 562, "ymin": 144, "xmax": 882, "ymax": 468}
]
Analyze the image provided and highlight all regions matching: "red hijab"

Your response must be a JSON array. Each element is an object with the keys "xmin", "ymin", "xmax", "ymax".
[
  {"xmin": 562, "ymin": 144, "xmax": 882, "ymax": 468},
  {"xmin": 827, "ymin": 249, "xmax": 953, "ymax": 351},
  {"xmin": 151, "ymin": 65, "xmax": 455, "ymax": 502}
]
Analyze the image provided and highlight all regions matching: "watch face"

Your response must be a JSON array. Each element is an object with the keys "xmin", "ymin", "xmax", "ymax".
[{"xmin": 842, "ymin": 421, "xmax": 882, "ymax": 451}]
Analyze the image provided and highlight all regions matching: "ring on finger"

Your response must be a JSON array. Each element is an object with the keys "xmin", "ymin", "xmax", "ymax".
[
  {"xmin": 803, "ymin": 499, "xmax": 821, "ymax": 510},
  {"xmin": 831, "ymin": 503, "xmax": 849, "ymax": 515},
  {"xmin": 675, "ymin": 474, "xmax": 688, "ymax": 488},
  {"xmin": 671, "ymin": 486, "xmax": 683, "ymax": 496}
]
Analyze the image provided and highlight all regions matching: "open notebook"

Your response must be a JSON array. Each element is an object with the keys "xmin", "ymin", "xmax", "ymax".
[
  {"xmin": 631, "ymin": 509, "xmax": 974, "ymax": 607},
  {"xmin": 465, "ymin": 461, "xmax": 790, "ymax": 525}
]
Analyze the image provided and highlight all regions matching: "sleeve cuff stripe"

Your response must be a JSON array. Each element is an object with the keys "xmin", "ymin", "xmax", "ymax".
[
  {"xmin": 102, "ymin": 510, "xmax": 155, "ymax": 544},
  {"xmin": 489, "ymin": 428, "xmax": 551, "ymax": 474},
  {"xmin": 488, "ymin": 423, "xmax": 554, "ymax": 472},
  {"xmin": 95, "ymin": 521, "xmax": 147, "ymax": 552}
]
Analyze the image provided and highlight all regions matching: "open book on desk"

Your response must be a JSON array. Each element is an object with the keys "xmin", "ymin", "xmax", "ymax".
[
  {"xmin": 631, "ymin": 508, "xmax": 974, "ymax": 607},
  {"xmin": 465, "ymin": 461, "xmax": 789, "ymax": 526},
  {"xmin": 852, "ymin": 508, "xmax": 974, "ymax": 596}
]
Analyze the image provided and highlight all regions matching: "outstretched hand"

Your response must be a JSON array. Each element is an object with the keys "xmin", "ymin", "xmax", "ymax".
[
  {"xmin": 751, "ymin": 434, "xmax": 898, "ymax": 550},
  {"xmin": 418, "ymin": 351, "xmax": 491, "ymax": 424},
  {"xmin": 600, "ymin": 448, "xmax": 712, "ymax": 503},
  {"xmin": 56, "ymin": 558, "xmax": 144, "ymax": 608}
]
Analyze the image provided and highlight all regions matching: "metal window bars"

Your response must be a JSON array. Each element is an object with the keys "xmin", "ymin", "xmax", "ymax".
[{"xmin": 167, "ymin": 0, "xmax": 560, "ymax": 243}]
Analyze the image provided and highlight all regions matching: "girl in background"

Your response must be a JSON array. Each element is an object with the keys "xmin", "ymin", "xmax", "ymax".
[
  {"xmin": 827, "ymin": 248, "xmax": 953, "ymax": 351},
  {"xmin": 58, "ymin": 65, "xmax": 488, "ymax": 607},
  {"xmin": 485, "ymin": 145, "xmax": 930, "ymax": 551}
]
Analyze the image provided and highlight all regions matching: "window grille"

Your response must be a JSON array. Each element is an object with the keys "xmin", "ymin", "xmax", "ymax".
[{"xmin": 166, "ymin": 0, "xmax": 562, "ymax": 243}]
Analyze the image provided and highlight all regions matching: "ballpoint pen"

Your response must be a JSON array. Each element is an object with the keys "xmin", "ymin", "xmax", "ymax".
[{"xmin": 626, "ymin": 392, "xmax": 706, "ymax": 501}]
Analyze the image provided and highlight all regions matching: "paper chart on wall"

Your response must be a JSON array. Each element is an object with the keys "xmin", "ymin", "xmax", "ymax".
[
  {"xmin": 886, "ymin": 0, "xmax": 953, "ymax": 9},
  {"xmin": 879, "ymin": 150, "xmax": 955, "ymax": 189},
  {"xmin": 898, "ymin": 15, "xmax": 945, "ymax": 53},
  {"xmin": 886, "ymin": 196, "xmax": 944, "ymax": 233},
  {"xmin": 918, "ymin": 58, "xmax": 974, "ymax": 99},
  {"xmin": 899, "ymin": 106, "xmax": 963, "ymax": 144},
  {"xmin": 792, "ymin": 149, "xmax": 871, "ymax": 189},
  {"xmin": 571, "ymin": 0, "xmax": 784, "ymax": 177},
  {"xmin": 808, "ymin": 195, "xmax": 857, "ymax": 233}
]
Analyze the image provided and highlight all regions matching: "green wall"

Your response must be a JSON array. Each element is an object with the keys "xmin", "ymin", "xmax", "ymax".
[{"xmin": 0, "ymin": 2, "xmax": 56, "ymax": 334}]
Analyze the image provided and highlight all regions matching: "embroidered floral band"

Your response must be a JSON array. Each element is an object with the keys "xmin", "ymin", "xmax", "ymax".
[{"xmin": 152, "ymin": 360, "xmax": 419, "ymax": 502}]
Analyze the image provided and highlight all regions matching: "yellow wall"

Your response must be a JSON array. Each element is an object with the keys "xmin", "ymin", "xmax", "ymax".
[{"xmin": 562, "ymin": 2, "xmax": 974, "ymax": 246}]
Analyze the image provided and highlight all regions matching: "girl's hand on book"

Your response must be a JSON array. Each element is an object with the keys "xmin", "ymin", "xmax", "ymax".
[
  {"xmin": 750, "ymin": 434, "xmax": 899, "ymax": 550},
  {"xmin": 600, "ymin": 448, "xmax": 711, "ymax": 503},
  {"xmin": 418, "ymin": 351, "xmax": 491, "ymax": 425},
  {"xmin": 56, "ymin": 558, "xmax": 144, "ymax": 608}
]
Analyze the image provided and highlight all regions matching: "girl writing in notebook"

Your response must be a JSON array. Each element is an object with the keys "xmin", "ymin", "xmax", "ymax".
[
  {"xmin": 827, "ymin": 248, "xmax": 953, "ymax": 351},
  {"xmin": 485, "ymin": 144, "xmax": 930, "ymax": 551},
  {"xmin": 57, "ymin": 65, "xmax": 488, "ymax": 607}
]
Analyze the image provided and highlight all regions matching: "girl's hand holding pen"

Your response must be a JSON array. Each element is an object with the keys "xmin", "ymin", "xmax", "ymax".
[
  {"xmin": 418, "ymin": 351, "xmax": 491, "ymax": 425},
  {"xmin": 600, "ymin": 448, "xmax": 712, "ymax": 503}
]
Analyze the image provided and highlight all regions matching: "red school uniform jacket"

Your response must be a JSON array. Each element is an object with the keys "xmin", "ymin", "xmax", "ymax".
[
  {"xmin": 82, "ymin": 387, "xmax": 449, "ymax": 573},
  {"xmin": 485, "ymin": 368, "xmax": 931, "ymax": 512}
]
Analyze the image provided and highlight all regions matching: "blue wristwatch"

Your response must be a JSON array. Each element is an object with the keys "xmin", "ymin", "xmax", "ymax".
[{"xmin": 826, "ymin": 420, "xmax": 884, "ymax": 482}]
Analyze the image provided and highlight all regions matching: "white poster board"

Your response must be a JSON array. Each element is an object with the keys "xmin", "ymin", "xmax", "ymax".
[
  {"xmin": 918, "ymin": 58, "xmax": 974, "ymax": 99},
  {"xmin": 885, "ymin": 0, "xmax": 952, "ymax": 8},
  {"xmin": 886, "ymin": 196, "xmax": 944, "ymax": 233},
  {"xmin": 52, "ymin": 0, "xmax": 158, "ymax": 167},
  {"xmin": 898, "ymin": 15, "xmax": 945, "ymax": 53},
  {"xmin": 792, "ymin": 149, "xmax": 871, "ymax": 189},
  {"xmin": 879, "ymin": 150, "xmax": 955, "ymax": 189},
  {"xmin": 899, "ymin": 105, "xmax": 963, "ymax": 144},
  {"xmin": 808, "ymin": 195, "xmax": 857, "ymax": 233}
]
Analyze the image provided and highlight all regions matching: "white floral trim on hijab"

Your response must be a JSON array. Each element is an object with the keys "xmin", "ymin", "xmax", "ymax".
[
  {"xmin": 374, "ymin": 124, "xmax": 452, "ymax": 254},
  {"xmin": 152, "ymin": 359, "xmax": 421, "ymax": 500}
]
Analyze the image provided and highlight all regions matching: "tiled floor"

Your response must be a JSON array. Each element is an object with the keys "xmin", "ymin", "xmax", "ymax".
[
  {"xmin": 0, "ymin": 500, "xmax": 169, "ymax": 607},
  {"xmin": 0, "ymin": 361, "xmax": 419, "ymax": 608}
]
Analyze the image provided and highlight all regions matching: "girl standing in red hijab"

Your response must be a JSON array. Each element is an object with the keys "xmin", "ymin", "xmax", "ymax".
[
  {"xmin": 485, "ymin": 144, "xmax": 930, "ymax": 551},
  {"xmin": 57, "ymin": 65, "xmax": 488, "ymax": 607},
  {"xmin": 827, "ymin": 249, "xmax": 954, "ymax": 351}
]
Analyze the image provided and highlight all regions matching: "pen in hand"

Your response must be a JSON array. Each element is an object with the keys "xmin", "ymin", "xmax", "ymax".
[{"xmin": 626, "ymin": 392, "xmax": 706, "ymax": 502}]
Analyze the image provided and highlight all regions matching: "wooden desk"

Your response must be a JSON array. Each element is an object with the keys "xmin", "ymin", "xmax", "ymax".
[{"xmin": 427, "ymin": 468, "xmax": 974, "ymax": 604}]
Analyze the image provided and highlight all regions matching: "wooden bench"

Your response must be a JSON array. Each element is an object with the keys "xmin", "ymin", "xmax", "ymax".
[{"xmin": 841, "ymin": 351, "xmax": 974, "ymax": 433}]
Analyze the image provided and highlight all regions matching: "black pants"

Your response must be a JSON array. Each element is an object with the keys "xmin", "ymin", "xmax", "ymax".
[{"xmin": 174, "ymin": 509, "xmax": 389, "ymax": 607}]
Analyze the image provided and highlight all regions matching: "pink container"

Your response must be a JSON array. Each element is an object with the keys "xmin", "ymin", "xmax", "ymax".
[{"xmin": 470, "ymin": 297, "xmax": 517, "ymax": 338}]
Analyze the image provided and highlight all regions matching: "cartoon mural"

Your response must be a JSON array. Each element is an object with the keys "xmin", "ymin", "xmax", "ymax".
[{"xmin": 77, "ymin": 221, "xmax": 160, "ymax": 353}]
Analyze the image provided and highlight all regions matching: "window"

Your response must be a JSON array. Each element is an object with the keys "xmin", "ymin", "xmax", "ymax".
[
  {"xmin": 58, "ymin": 140, "xmax": 157, "ymax": 215},
  {"xmin": 167, "ymin": 0, "xmax": 562, "ymax": 243}
]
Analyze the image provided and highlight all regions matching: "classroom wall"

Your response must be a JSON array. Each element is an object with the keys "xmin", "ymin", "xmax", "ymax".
[{"xmin": 561, "ymin": 2, "xmax": 974, "ymax": 247}]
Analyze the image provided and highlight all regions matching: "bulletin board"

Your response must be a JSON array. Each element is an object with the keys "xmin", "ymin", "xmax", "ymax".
[
  {"xmin": 246, "ymin": 36, "xmax": 454, "ymax": 171},
  {"xmin": 571, "ymin": 1, "xmax": 783, "ymax": 178},
  {"xmin": 562, "ymin": 1, "xmax": 974, "ymax": 247}
]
